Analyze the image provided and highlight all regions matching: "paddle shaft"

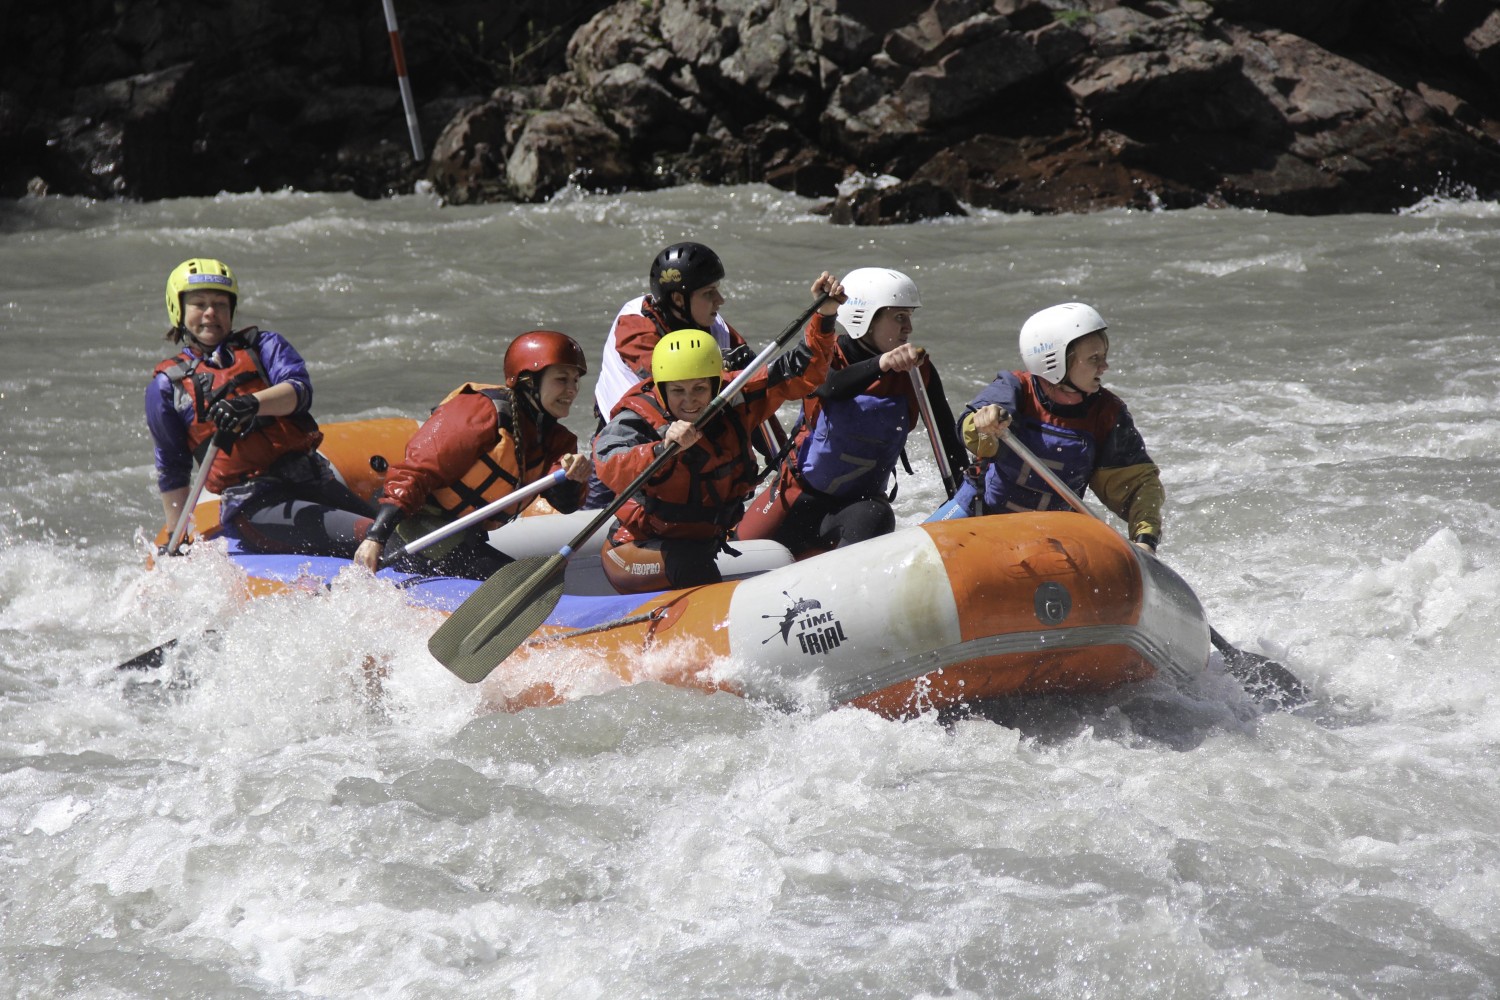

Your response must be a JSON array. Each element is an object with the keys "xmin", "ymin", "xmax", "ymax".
[
  {"xmin": 998, "ymin": 428, "xmax": 1092, "ymax": 518},
  {"xmin": 126, "ymin": 430, "xmax": 229, "ymax": 667},
  {"xmin": 552, "ymin": 293, "xmax": 831, "ymax": 563},
  {"xmin": 909, "ymin": 365, "xmax": 957, "ymax": 500},
  {"xmin": 384, "ymin": 468, "xmax": 567, "ymax": 562},
  {"xmin": 165, "ymin": 434, "xmax": 227, "ymax": 555}
]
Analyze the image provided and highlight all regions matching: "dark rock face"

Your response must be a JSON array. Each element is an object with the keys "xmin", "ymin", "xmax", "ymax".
[
  {"xmin": 5, "ymin": 0, "xmax": 1499, "ymax": 220},
  {"xmin": 0, "ymin": 0, "xmax": 609, "ymax": 200}
]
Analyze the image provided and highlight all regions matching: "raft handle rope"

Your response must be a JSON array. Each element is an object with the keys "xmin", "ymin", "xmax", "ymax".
[{"xmin": 521, "ymin": 607, "xmax": 669, "ymax": 648}]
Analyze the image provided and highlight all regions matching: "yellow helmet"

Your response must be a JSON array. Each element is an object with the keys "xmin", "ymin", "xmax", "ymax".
[
  {"xmin": 165, "ymin": 258, "xmax": 238, "ymax": 327},
  {"xmin": 652, "ymin": 329, "xmax": 724, "ymax": 386}
]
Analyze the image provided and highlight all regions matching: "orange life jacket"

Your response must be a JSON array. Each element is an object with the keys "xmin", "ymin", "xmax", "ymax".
[
  {"xmin": 153, "ymin": 328, "xmax": 322, "ymax": 493},
  {"xmin": 426, "ymin": 384, "xmax": 547, "ymax": 525},
  {"xmin": 612, "ymin": 384, "xmax": 759, "ymax": 541}
]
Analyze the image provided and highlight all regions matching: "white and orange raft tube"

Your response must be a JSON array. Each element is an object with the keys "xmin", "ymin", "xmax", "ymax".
[
  {"xmin": 158, "ymin": 419, "xmax": 1211, "ymax": 718},
  {"xmin": 489, "ymin": 512, "xmax": 1210, "ymax": 717}
]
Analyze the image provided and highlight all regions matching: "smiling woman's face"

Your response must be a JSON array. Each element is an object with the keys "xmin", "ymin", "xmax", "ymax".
[
  {"xmin": 663, "ymin": 378, "xmax": 715, "ymax": 422},
  {"xmin": 181, "ymin": 290, "xmax": 234, "ymax": 347}
]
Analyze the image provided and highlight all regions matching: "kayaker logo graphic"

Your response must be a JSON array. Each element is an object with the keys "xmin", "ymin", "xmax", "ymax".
[{"xmin": 762, "ymin": 591, "xmax": 849, "ymax": 654}]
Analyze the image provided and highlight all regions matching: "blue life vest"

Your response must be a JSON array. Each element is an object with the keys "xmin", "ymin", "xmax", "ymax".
[
  {"xmin": 976, "ymin": 371, "xmax": 1122, "ymax": 514},
  {"xmin": 796, "ymin": 389, "xmax": 911, "ymax": 498},
  {"xmin": 982, "ymin": 419, "xmax": 1097, "ymax": 512}
]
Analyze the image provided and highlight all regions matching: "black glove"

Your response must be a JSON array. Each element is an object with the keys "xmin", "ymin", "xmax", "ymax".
[
  {"xmin": 721, "ymin": 343, "xmax": 756, "ymax": 372},
  {"xmin": 208, "ymin": 395, "xmax": 259, "ymax": 433}
]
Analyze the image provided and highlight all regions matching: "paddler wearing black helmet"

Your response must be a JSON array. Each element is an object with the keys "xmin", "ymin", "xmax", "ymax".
[{"xmin": 585, "ymin": 241, "xmax": 774, "ymax": 510}]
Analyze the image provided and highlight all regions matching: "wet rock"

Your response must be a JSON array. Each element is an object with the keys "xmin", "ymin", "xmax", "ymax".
[
  {"xmin": 912, "ymin": 132, "xmax": 1202, "ymax": 213},
  {"xmin": 1213, "ymin": 24, "xmax": 1500, "ymax": 211},
  {"xmin": 506, "ymin": 105, "xmax": 637, "ymax": 201},
  {"xmin": 829, "ymin": 176, "xmax": 968, "ymax": 224},
  {"xmin": 427, "ymin": 90, "xmax": 533, "ymax": 206},
  {"xmin": 48, "ymin": 62, "xmax": 201, "ymax": 200}
]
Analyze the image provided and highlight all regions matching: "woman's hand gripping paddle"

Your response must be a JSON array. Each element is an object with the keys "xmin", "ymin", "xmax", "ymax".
[
  {"xmin": 428, "ymin": 294, "xmax": 833, "ymax": 684},
  {"xmin": 996, "ymin": 428, "xmax": 1307, "ymax": 708},
  {"xmin": 163, "ymin": 430, "xmax": 234, "ymax": 556},
  {"xmin": 909, "ymin": 362, "xmax": 957, "ymax": 501}
]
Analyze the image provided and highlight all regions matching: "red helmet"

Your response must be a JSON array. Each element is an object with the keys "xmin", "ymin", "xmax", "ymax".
[{"xmin": 504, "ymin": 330, "xmax": 588, "ymax": 388}]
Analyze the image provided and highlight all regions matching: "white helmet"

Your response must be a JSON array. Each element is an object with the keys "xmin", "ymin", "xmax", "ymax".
[
  {"xmin": 1019, "ymin": 302, "xmax": 1108, "ymax": 384},
  {"xmin": 836, "ymin": 267, "xmax": 921, "ymax": 339}
]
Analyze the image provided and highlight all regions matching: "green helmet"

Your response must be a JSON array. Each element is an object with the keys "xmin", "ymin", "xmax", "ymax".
[{"xmin": 165, "ymin": 258, "xmax": 238, "ymax": 328}]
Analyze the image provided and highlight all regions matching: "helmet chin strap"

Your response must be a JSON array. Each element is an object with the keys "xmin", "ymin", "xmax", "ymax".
[
  {"xmin": 178, "ymin": 325, "xmax": 213, "ymax": 354},
  {"xmin": 1053, "ymin": 375, "xmax": 1098, "ymax": 399},
  {"xmin": 661, "ymin": 292, "xmax": 697, "ymax": 330}
]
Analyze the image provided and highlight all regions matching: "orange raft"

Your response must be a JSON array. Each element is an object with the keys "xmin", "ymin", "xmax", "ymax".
[{"xmin": 164, "ymin": 419, "xmax": 1212, "ymax": 717}]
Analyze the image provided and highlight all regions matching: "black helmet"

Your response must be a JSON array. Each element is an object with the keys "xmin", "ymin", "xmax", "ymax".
[{"xmin": 649, "ymin": 242, "xmax": 725, "ymax": 310}]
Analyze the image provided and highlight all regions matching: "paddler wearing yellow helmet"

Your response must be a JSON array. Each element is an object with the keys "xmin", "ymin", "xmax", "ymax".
[
  {"xmin": 147, "ymin": 257, "xmax": 378, "ymax": 557},
  {"xmin": 590, "ymin": 272, "xmax": 847, "ymax": 594}
]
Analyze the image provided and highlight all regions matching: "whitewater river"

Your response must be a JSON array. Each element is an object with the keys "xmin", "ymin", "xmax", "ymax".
[{"xmin": 2, "ymin": 185, "xmax": 1498, "ymax": 998}]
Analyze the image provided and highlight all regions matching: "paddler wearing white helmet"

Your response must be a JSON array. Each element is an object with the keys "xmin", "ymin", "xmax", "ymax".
[
  {"xmin": 737, "ymin": 266, "xmax": 966, "ymax": 555},
  {"xmin": 960, "ymin": 302, "xmax": 1164, "ymax": 552}
]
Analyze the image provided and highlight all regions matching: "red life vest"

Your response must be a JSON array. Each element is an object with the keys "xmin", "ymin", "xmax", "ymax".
[
  {"xmin": 611, "ymin": 384, "xmax": 759, "ymax": 541},
  {"xmin": 153, "ymin": 329, "xmax": 322, "ymax": 494}
]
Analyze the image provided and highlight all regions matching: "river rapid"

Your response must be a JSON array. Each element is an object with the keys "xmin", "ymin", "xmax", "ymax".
[{"xmin": 2, "ymin": 186, "xmax": 1499, "ymax": 998}]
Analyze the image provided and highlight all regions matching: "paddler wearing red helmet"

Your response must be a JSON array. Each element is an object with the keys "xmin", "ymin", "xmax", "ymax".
[{"xmin": 353, "ymin": 331, "xmax": 592, "ymax": 578}]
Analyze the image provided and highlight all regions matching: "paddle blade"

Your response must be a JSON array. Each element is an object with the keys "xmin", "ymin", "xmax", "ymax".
[
  {"xmin": 1211, "ymin": 629, "xmax": 1308, "ymax": 710},
  {"xmin": 115, "ymin": 637, "xmax": 181, "ymax": 671},
  {"xmin": 428, "ymin": 555, "xmax": 567, "ymax": 683},
  {"xmin": 115, "ymin": 628, "xmax": 224, "ymax": 672}
]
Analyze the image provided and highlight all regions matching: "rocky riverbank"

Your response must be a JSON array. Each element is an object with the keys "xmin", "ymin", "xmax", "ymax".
[{"xmin": 4, "ymin": 0, "xmax": 1498, "ymax": 220}]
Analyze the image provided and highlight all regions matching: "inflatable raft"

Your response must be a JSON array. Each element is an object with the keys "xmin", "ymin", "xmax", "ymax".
[{"xmin": 161, "ymin": 419, "xmax": 1212, "ymax": 716}]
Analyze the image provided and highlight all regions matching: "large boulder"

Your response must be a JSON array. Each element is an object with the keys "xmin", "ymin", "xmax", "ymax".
[
  {"xmin": 427, "ymin": 91, "xmax": 533, "ymax": 206},
  {"xmin": 506, "ymin": 105, "xmax": 637, "ymax": 201},
  {"xmin": 1214, "ymin": 24, "xmax": 1500, "ymax": 210}
]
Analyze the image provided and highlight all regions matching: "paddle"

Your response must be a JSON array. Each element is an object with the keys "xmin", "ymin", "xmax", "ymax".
[
  {"xmin": 117, "ymin": 469, "xmax": 572, "ymax": 672},
  {"xmin": 117, "ymin": 431, "xmax": 237, "ymax": 671},
  {"xmin": 909, "ymin": 362, "xmax": 957, "ymax": 501},
  {"xmin": 164, "ymin": 429, "xmax": 233, "ymax": 556},
  {"xmin": 996, "ymin": 428, "xmax": 1307, "ymax": 707},
  {"xmin": 115, "ymin": 633, "xmax": 202, "ymax": 672},
  {"xmin": 429, "ymin": 293, "xmax": 832, "ymax": 683},
  {"xmin": 378, "ymin": 468, "xmax": 568, "ymax": 565}
]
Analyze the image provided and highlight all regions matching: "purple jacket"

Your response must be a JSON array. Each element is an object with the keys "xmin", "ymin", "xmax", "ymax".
[{"xmin": 144, "ymin": 328, "xmax": 314, "ymax": 492}]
